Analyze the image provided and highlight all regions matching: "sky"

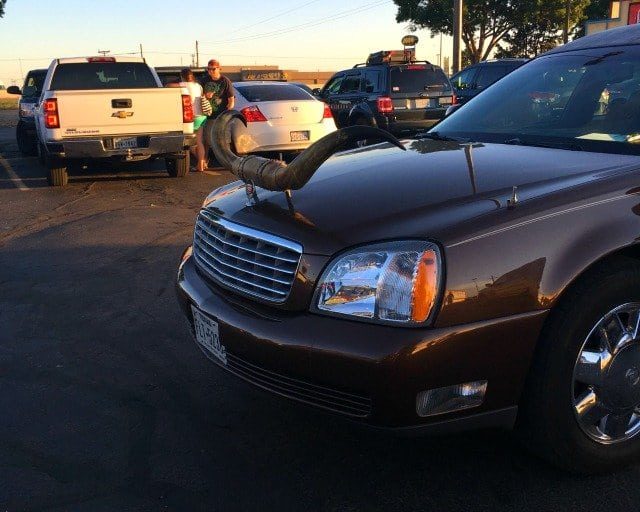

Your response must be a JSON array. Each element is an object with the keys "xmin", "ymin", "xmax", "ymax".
[{"xmin": 0, "ymin": 0, "xmax": 453, "ymax": 87}]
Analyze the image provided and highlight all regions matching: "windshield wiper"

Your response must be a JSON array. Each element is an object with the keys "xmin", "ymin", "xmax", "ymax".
[
  {"xmin": 418, "ymin": 131, "xmax": 466, "ymax": 142},
  {"xmin": 504, "ymin": 137, "xmax": 584, "ymax": 151}
]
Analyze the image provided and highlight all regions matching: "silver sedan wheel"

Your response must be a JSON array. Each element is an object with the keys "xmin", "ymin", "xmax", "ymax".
[{"xmin": 572, "ymin": 303, "xmax": 640, "ymax": 444}]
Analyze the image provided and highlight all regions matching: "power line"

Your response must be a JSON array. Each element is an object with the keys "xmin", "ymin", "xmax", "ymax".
[
  {"xmin": 199, "ymin": 0, "xmax": 390, "ymax": 46},
  {"xmin": 225, "ymin": 0, "xmax": 323, "ymax": 35}
]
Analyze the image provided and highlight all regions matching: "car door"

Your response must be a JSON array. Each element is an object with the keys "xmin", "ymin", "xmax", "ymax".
[
  {"xmin": 333, "ymin": 71, "xmax": 363, "ymax": 127},
  {"xmin": 319, "ymin": 73, "xmax": 346, "ymax": 124},
  {"xmin": 450, "ymin": 66, "xmax": 478, "ymax": 104}
]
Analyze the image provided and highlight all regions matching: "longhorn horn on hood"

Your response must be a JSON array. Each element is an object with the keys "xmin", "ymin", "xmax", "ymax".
[{"xmin": 209, "ymin": 110, "xmax": 406, "ymax": 192}]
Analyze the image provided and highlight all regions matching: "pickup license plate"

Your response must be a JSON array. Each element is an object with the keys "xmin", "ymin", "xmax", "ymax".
[
  {"xmin": 113, "ymin": 137, "xmax": 138, "ymax": 149},
  {"xmin": 414, "ymin": 99, "xmax": 429, "ymax": 109},
  {"xmin": 191, "ymin": 306, "xmax": 227, "ymax": 365},
  {"xmin": 290, "ymin": 131, "xmax": 310, "ymax": 142}
]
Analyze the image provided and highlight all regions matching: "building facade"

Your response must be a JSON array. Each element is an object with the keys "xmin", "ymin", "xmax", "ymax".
[{"xmin": 585, "ymin": 1, "xmax": 640, "ymax": 35}]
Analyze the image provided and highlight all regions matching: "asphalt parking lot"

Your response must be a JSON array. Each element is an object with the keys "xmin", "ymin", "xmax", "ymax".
[{"xmin": 1, "ymin": 109, "xmax": 640, "ymax": 512}]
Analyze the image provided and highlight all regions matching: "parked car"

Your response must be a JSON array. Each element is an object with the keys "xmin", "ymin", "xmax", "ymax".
[
  {"xmin": 7, "ymin": 68, "xmax": 47, "ymax": 155},
  {"xmin": 35, "ymin": 56, "xmax": 196, "ymax": 186},
  {"xmin": 450, "ymin": 58, "xmax": 528, "ymax": 105},
  {"xmin": 178, "ymin": 24, "xmax": 640, "ymax": 472},
  {"xmin": 227, "ymin": 81, "xmax": 337, "ymax": 155},
  {"xmin": 316, "ymin": 51, "xmax": 454, "ymax": 134},
  {"xmin": 289, "ymin": 81, "xmax": 315, "ymax": 95}
]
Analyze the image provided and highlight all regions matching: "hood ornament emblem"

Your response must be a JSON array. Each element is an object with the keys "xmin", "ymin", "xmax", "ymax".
[{"xmin": 245, "ymin": 180, "xmax": 258, "ymax": 206}]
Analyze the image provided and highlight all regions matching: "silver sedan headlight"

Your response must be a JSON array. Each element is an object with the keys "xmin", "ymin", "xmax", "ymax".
[{"xmin": 312, "ymin": 241, "xmax": 442, "ymax": 326}]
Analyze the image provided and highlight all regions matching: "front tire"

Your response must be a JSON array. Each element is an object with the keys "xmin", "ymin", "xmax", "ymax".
[
  {"xmin": 16, "ymin": 121, "xmax": 37, "ymax": 156},
  {"xmin": 166, "ymin": 151, "xmax": 189, "ymax": 177},
  {"xmin": 518, "ymin": 257, "xmax": 640, "ymax": 473}
]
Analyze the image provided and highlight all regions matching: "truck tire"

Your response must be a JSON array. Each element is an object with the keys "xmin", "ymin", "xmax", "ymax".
[
  {"xmin": 166, "ymin": 151, "xmax": 189, "ymax": 178},
  {"xmin": 47, "ymin": 164, "xmax": 69, "ymax": 187},
  {"xmin": 16, "ymin": 121, "xmax": 37, "ymax": 156}
]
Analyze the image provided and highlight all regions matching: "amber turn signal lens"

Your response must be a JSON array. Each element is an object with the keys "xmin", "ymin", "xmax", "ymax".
[{"xmin": 411, "ymin": 249, "xmax": 438, "ymax": 322}]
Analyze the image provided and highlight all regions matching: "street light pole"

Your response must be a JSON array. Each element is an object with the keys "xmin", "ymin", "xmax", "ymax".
[{"xmin": 453, "ymin": 0, "xmax": 463, "ymax": 74}]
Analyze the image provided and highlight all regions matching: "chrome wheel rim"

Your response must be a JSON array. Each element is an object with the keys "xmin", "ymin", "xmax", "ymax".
[{"xmin": 572, "ymin": 303, "xmax": 640, "ymax": 444}]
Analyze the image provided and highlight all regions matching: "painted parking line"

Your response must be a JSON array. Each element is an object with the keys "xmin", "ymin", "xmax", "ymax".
[{"xmin": 0, "ymin": 153, "xmax": 28, "ymax": 190}]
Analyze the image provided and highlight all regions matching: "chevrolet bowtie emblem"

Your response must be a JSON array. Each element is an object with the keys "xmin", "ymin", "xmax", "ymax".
[{"xmin": 112, "ymin": 111, "xmax": 134, "ymax": 119}]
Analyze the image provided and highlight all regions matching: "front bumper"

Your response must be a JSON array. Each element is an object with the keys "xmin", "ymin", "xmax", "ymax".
[
  {"xmin": 46, "ymin": 132, "xmax": 196, "ymax": 159},
  {"xmin": 177, "ymin": 253, "xmax": 547, "ymax": 430}
]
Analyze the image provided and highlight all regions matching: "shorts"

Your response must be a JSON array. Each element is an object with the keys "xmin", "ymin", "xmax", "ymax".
[{"xmin": 194, "ymin": 115, "xmax": 207, "ymax": 131}]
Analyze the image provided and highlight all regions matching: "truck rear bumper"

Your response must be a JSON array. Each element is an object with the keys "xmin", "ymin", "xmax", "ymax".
[{"xmin": 47, "ymin": 133, "xmax": 196, "ymax": 159}]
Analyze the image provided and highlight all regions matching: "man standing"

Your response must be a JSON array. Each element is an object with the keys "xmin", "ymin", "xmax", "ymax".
[
  {"xmin": 201, "ymin": 59, "xmax": 235, "ymax": 168},
  {"xmin": 201, "ymin": 59, "xmax": 235, "ymax": 119}
]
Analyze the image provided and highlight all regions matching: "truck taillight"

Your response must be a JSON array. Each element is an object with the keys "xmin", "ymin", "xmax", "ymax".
[
  {"xmin": 323, "ymin": 104, "xmax": 333, "ymax": 119},
  {"xmin": 377, "ymin": 96, "xmax": 393, "ymax": 114},
  {"xmin": 452, "ymin": 93, "xmax": 458, "ymax": 105},
  {"xmin": 240, "ymin": 105, "xmax": 268, "ymax": 122},
  {"xmin": 43, "ymin": 98, "xmax": 60, "ymax": 129},
  {"xmin": 182, "ymin": 95, "xmax": 194, "ymax": 123}
]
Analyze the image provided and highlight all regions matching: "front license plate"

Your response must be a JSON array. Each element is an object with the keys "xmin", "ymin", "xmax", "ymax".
[
  {"xmin": 290, "ymin": 130, "xmax": 310, "ymax": 142},
  {"xmin": 191, "ymin": 306, "xmax": 227, "ymax": 365},
  {"xmin": 113, "ymin": 136, "xmax": 138, "ymax": 149}
]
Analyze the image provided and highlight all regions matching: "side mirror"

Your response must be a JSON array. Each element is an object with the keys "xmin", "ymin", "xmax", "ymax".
[
  {"xmin": 6, "ymin": 85, "xmax": 21, "ymax": 95},
  {"xmin": 445, "ymin": 104, "xmax": 462, "ymax": 117}
]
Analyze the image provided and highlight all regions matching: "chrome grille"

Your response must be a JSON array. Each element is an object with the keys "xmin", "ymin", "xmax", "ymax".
[{"xmin": 193, "ymin": 211, "xmax": 302, "ymax": 303}]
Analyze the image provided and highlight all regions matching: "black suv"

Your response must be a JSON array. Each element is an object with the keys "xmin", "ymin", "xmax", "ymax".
[
  {"xmin": 7, "ymin": 68, "xmax": 47, "ymax": 155},
  {"xmin": 316, "ymin": 52, "xmax": 454, "ymax": 135},
  {"xmin": 450, "ymin": 58, "xmax": 527, "ymax": 105}
]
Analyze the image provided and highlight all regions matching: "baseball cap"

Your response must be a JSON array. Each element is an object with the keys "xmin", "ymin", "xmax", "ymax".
[{"xmin": 208, "ymin": 59, "xmax": 220, "ymax": 69}]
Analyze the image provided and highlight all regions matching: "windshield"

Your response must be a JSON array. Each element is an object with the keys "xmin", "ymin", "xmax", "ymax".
[
  {"xmin": 50, "ymin": 63, "xmax": 158, "ymax": 90},
  {"xmin": 434, "ymin": 46, "xmax": 640, "ymax": 155},
  {"xmin": 235, "ymin": 84, "xmax": 313, "ymax": 102}
]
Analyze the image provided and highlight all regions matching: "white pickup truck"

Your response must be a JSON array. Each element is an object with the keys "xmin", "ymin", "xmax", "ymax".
[{"xmin": 35, "ymin": 56, "xmax": 195, "ymax": 186}]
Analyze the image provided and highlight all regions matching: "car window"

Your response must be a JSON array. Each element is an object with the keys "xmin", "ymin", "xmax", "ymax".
[
  {"xmin": 50, "ymin": 63, "xmax": 158, "ymax": 90},
  {"xmin": 435, "ymin": 46, "xmax": 640, "ymax": 155},
  {"xmin": 234, "ymin": 84, "xmax": 313, "ymax": 102},
  {"xmin": 323, "ymin": 75, "xmax": 345, "ymax": 96},
  {"xmin": 451, "ymin": 67, "xmax": 477, "ymax": 90},
  {"xmin": 361, "ymin": 70, "xmax": 381, "ymax": 93},
  {"xmin": 389, "ymin": 65, "xmax": 451, "ymax": 93},
  {"xmin": 22, "ymin": 71, "xmax": 46, "ymax": 98},
  {"xmin": 340, "ymin": 74, "xmax": 362, "ymax": 94},
  {"xmin": 476, "ymin": 66, "xmax": 509, "ymax": 89}
]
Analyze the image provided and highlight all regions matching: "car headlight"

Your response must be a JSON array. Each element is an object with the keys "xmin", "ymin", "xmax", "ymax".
[{"xmin": 312, "ymin": 241, "xmax": 442, "ymax": 326}]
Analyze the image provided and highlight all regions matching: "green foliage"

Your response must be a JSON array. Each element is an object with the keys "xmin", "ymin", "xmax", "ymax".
[
  {"xmin": 0, "ymin": 1, "xmax": 6, "ymax": 18},
  {"xmin": 394, "ymin": 0, "xmax": 597, "ymax": 62}
]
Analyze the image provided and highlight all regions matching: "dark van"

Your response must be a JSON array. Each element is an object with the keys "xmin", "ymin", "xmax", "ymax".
[
  {"xmin": 450, "ymin": 58, "xmax": 528, "ymax": 105},
  {"xmin": 7, "ymin": 69, "xmax": 47, "ymax": 155},
  {"xmin": 316, "ymin": 51, "xmax": 455, "ymax": 135}
]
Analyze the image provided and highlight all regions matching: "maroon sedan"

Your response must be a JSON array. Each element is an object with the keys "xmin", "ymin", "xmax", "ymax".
[{"xmin": 178, "ymin": 25, "xmax": 640, "ymax": 472}]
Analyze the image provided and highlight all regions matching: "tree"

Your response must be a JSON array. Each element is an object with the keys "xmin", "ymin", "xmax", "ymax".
[
  {"xmin": 0, "ymin": 1, "xmax": 6, "ymax": 17},
  {"xmin": 394, "ymin": 0, "xmax": 520, "ymax": 64},
  {"xmin": 394, "ymin": 0, "xmax": 592, "ymax": 63},
  {"xmin": 575, "ymin": 0, "xmax": 611, "ymax": 37},
  {"xmin": 497, "ymin": 0, "xmax": 590, "ymax": 58}
]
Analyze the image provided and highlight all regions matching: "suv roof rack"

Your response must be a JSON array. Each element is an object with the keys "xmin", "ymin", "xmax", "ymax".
[{"xmin": 354, "ymin": 59, "xmax": 435, "ymax": 69}]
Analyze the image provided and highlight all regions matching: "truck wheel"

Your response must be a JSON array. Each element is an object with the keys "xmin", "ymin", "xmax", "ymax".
[
  {"xmin": 518, "ymin": 256, "xmax": 640, "ymax": 473},
  {"xmin": 47, "ymin": 164, "xmax": 69, "ymax": 187},
  {"xmin": 16, "ymin": 122, "xmax": 36, "ymax": 156},
  {"xmin": 166, "ymin": 151, "xmax": 189, "ymax": 177}
]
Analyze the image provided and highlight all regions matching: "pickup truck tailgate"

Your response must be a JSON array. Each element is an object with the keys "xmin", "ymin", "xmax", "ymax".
[{"xmin": 54, "ymin": 88, "xmax": 185, "ymax": 137}]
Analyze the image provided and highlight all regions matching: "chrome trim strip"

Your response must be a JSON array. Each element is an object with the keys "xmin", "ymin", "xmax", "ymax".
[{"xmin": 200, "ymin": 209, "xmax": 303, "ymax": 255}]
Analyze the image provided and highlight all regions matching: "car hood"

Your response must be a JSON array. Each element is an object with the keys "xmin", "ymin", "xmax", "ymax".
[{"xmin": 203, "ymin": 139, "xmax": 640, "ymax": 255}]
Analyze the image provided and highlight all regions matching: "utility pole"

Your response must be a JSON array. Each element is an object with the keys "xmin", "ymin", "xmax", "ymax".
[
  {"xmin": 563, "ymin": 0, "xmax": 571, "ymax": 44},
  {"xmin": 195, "ymin": 40, "xmax": 200, "ymax": 68},
  {"xmin": 98, "ymin": 49, "xmax": 110, "ymax": 56},
  {"xmin": 453, "ymin": 0, "xmax": 463, "ymax": 74},
  {"xmin": 139, "ymin": 44, "xmax": 144, "ymax": 59},
  {"xmin": 439, "ymin": 33, "xmax": 443, "ymax": 67}
]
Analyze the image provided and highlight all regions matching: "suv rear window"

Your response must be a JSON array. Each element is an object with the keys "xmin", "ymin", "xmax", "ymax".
[
  {"xmin": 389, "ymin": 65, "xmax": 451, "ymax": 93},
  {"xmin": 50, "ymin": 63, "xmax": 158, "ymax": 90},
  {"xmin": 235, "ymin": 84, "xmax": 313, "ymax": 102}
]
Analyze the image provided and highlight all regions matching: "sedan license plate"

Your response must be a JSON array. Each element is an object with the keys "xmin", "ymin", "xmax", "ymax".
[
  {"xmin": 290, "ymin": 131, "xmax": 310, "ymax": 142},
  {"xmin": 113, "ymin": 137, "xmax": 138, "ymax": 149},
  {"xmin": 191, "ymin": 306, "xmax": 227, "ymax": 365}
]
